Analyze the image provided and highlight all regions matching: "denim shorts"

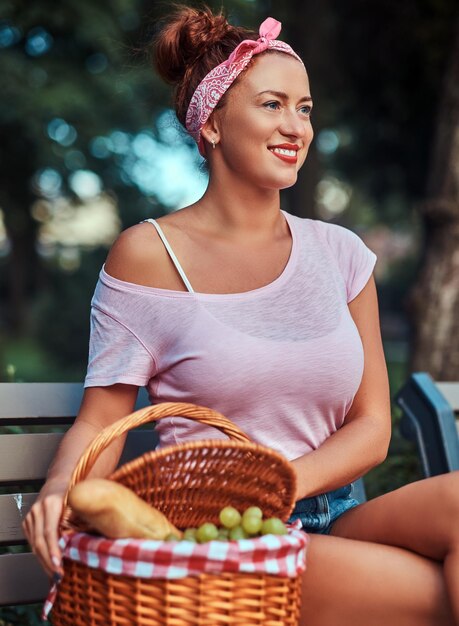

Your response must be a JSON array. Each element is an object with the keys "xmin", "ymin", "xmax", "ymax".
[{"xmin": 287, "ymin": 483, "xmax": 360, "ymax": 535}]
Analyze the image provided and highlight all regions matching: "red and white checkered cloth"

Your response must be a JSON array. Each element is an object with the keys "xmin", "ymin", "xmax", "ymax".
[{"xmin": 43, "ymin": 520, "xmax": 308, "ymax": 619}]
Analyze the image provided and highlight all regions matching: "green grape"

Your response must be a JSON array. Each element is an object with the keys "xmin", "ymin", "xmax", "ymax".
[
  {"xmin": 241, "ymin": 514, "xmax": 262, "ymax": 535},
  {"xmin": 183, "ymin": 528, "xmax": 198, "ymax": 542},
  {"xmin": 196, "ymin": 522, "xmax": 219, "ymax": 543},
  {"xmin": 229, "ymin": 525, "xmax": 249, "ymax": 540},
  {"xmin": 261, "ymin": 518, "xmax": 288, "ymax": 536},
  {"xmin": 243, "ymin": 506, "xmax": 263, "ymax": 520},
  {"xmin": 217, "ymin": 528, "xmax": 230, "ymax": 540},
  {"xmin": 219, "ymin": 506, "xmax": 242, "ymax": 529},
  {"xmin": 165, "ymin": 532, "xmax": 180, "ymax": 542}
]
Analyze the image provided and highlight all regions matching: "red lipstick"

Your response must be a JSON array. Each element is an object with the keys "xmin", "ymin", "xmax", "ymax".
[
  {"xmin": 268, "ymin": 144, "xmax": 299, "ymax": 164},
  {"xmin": 269, "ymin": 144, "xmax": 300, "ymax": 150}
]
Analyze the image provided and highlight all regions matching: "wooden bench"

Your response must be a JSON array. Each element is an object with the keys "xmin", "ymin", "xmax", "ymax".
[
  {"xmin": 395, "ymin": 372, "xmax": 459, "ymax": 477},
  {"xmin": 0, "ymin": 383, "xmax": 152, "ymax": 608},
  {"xmin": 0, "ymin": 381, "xmax": 367, "ymax": 611}
]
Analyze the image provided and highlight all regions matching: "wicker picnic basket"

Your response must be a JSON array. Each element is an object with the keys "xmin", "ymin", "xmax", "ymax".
[{"xmin": 51, "ymin": 402, "xmax": 303, "ymax": 626}]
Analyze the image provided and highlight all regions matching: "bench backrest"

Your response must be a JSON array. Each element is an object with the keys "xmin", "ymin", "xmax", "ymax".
[
  {"xmin": 396, "ymin": 373, "xmax": 459, "ymax": 477},
  {"xmin": 0, "ymin": 383, "xmax": 152, "ymax": 606},
  {"xmin": 436, "ymin": 382, "xmax": 459, "ymax": 415}
]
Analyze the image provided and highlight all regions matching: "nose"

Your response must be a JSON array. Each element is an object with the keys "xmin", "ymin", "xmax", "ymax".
[{"xmin": 279, "ymin": 108, "xmax": 309, "ymax": 139}]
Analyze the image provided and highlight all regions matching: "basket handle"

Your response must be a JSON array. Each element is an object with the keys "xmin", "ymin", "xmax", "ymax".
[{"xmin": 66, "ymin": 402, "xmax": 251, "ymax": 498}]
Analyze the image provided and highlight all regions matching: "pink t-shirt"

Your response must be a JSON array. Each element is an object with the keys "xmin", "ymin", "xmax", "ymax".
[{"xmin": 84, "ymin": 210, "xmax": 377, "ymax": 461}]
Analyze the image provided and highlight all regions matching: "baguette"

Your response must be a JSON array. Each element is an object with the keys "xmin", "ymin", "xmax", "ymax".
[{"xmin": 68, "ymin": 478, "xmax": 182, "ymax": 540}]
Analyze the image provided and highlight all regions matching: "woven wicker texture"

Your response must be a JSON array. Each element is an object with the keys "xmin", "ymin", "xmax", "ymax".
[
  {"xmin": 52, "ymin": 402, "xmax": 302, "ymax": 625},
  {"xmin": 53, "ymin": 560, "xmax": 302, "ymax": 626}
]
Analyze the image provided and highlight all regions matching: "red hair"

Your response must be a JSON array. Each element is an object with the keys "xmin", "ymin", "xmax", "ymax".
[{"xmin": 150, "ymin": 4, "xmax": 257, "ymax": 128}]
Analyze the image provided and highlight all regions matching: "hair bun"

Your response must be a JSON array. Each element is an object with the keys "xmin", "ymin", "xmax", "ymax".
[
  {"xmin": 153, "ymin": 5, "xmax": 231, "ymax": 85},
  {"xmin": 150, "ymin": 4, "xmax": 257, "ymax": 130}
]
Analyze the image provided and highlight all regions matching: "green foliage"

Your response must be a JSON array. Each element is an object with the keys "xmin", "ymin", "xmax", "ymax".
[
  {"xmin": 0, "ymin": 0, "xmax": 164, "ymax": 210},
  {"xmin": 0, "ymin": 248, "xmax": 111, "ymax": 382},
  {"xmin": 0, "ymin": 604, "xmax": 48, "ymax": 626},
  {"xmin": 32, "ymin": 247, "xmax": 108, "ymax": 372},
  {"xmin": 366, "ymin": 435, "xmax": 423, "ymax": 500},
  {"xmin": 0, "ymin": 337, "xmax": 64, "ymax": 383}
]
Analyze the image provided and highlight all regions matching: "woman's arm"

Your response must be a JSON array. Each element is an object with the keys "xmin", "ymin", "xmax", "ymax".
[
  {"xmin": 290, "ymin": 275, "xmax": 391, "ymax": 500},
  {"xmin": 22, "ymin": 383, "xmax": 139, "ymax": 578},
  {"xmin": 24, "ymin": 229, "xmax": 162, "ymax": 578},
  {"xmin": 45, "ymin": 384, "xmax": 140, "ymax": 483}
]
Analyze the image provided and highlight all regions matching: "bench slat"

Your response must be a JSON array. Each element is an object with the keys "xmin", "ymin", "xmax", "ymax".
[
  {"xmin": 0, "ymin": 552, "xmax": 49, "ymax": 605},
  {"xmin": 0, "ymin": 383, "xmax": 150, "ymax": 424},
  {"xmin": 0, "ymin": 428, "xmax": 158, "ymax": 484},
  {"xmin": 0, "ymin": 383, "xmax": 83, "ymax": 421},
  {"xmin": 0, "ymin": 433, "xmax": 64, "ymax": 482},
  {"xmin": 0, "ymin": 493, "xmax": 37, "ymax": 545}
]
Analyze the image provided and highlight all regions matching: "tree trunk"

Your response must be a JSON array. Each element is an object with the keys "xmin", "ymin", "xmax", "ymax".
[
  {"xmin": 406, "ymin": 15, "xmax": 459, "ymax": 380},
  {"xmin": 0, "ymin": 124, "xmax": 40, "ymax": 336}
]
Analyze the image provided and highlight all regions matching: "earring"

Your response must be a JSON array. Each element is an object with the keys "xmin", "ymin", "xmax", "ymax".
[{"xmin": 211, "ymin": 138, "xmax": 216, "ymax": 149}]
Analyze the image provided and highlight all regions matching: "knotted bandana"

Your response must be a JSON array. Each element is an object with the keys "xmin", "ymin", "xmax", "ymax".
[{"xmin": 185, "ymin": 17, "xmax": 304, "ymax": 156}]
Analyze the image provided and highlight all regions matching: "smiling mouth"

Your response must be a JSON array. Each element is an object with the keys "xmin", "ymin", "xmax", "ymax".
[
  {"xmin": 269, "ymin": 147, "xmax": 297, "ymax": 157},
  {"xmin": 268, "ymin": 147, "xmax": 298, "ymax": 163}
]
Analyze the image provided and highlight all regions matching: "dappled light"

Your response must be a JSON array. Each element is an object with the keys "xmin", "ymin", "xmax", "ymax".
[
  {"xmin": 34, "ymin": 195, "xmax": 120, "ymax": 248},
  {"xmin": 315, "ymin": 176, "xmax": 351, "ymax": 218},
  {"xmin": 0, "ymin": 23, "xmax": 21, "ymax": 47},
  {"xmin": 47, "ymin": 118, "xmax": 78, "ymax": 147},
  {"xmin": 317, "ymin": 129, "xmax": 340, "ymax": 155},
  {"xmin": 25, "ymin": 26, "xmax": 53, "ymax": 56},
  {"xmin": 33, "ymin": 168, "xmax": 62, "ymax": 199},
  {"xmin": 69, "ymin": 170, "xmax": 102, "ymax": 200}
]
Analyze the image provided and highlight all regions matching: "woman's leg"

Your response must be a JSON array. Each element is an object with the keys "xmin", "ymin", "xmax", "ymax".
[
  {"xmin": 329, "ymin": 471, "xmax": 459, "ymax": 622},
  {"xmin": 301, "ymin": 534, "xmax": 455, "ymax": 626}
]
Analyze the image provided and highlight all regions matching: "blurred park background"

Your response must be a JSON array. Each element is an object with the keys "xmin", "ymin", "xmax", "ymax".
[{"xmin": 1, "ymin": 0, "xmax": 459, "ymax": 561}]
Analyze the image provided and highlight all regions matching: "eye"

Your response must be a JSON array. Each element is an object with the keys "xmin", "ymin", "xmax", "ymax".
[
  {"xmin": 300, "ymin": 104, "xmax": 312, "ymax": 116},
  {"xmin": 263, "ymin": 101, "xmax": 281, "ymax": 110}
]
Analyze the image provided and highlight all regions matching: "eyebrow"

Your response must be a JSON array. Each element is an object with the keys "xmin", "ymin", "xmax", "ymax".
[{"xmin": 256, "ymin": 90, "xmax": 312, "ymax": 103}]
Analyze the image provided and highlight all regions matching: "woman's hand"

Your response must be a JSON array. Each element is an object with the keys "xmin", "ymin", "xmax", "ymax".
[
  {"xmin": 22, "ymin": 480, "xmax": 67, "ymax": 579},
  {"xmin": 22, "ymin": 384, "xmax": 139, "ymax": 578}
]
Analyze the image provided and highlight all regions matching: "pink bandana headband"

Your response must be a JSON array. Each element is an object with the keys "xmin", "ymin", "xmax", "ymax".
[{"xmin": 185, "ymin": 17, "xmax": 304, "ymax": 156}]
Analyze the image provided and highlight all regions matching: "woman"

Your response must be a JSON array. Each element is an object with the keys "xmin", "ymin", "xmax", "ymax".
[{"xmin": 24, "ymin": 5, "xmax": 458, "ymax": 625}]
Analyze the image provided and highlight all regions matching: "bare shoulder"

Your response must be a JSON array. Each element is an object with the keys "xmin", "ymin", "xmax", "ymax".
[{"xmin": 104, "ymin": 222, "xmax": 167, "ymax": 286}]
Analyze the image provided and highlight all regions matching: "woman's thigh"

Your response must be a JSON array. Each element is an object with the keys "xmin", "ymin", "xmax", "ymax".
[
  {"xmin": 330, "ymin": 472, "xmax": 459, "ymax": 559},
  {"xmin": 301, "ymin": 534, "xmax": 454, "ymax": 626}
]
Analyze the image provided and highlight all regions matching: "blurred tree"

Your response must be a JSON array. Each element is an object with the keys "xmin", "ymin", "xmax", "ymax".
[
  {"xmin": 407, "ymin": 12, "xmax": 459, "ymax": 379},
  {"xmin": 0, "ymin": 0, "xmax": 167, "ymax": 337},
  {"xmin": 328, "ymin": 0, "xmax": 459, "ymax": 380}
]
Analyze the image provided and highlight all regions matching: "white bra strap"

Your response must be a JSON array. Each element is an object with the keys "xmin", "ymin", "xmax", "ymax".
[{"xmin": 141, "ymin": 219, "xmax": 195, "ymax": 293}]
